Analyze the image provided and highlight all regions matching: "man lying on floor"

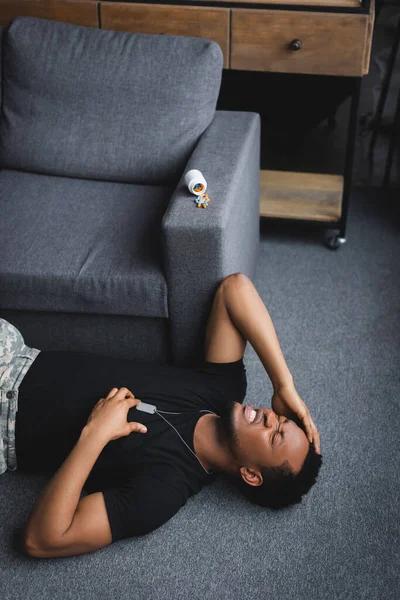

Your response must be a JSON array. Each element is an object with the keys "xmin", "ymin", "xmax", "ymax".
[{"xmin": 0, "ymin": 273, "xmax": 322, "ymax": 559}]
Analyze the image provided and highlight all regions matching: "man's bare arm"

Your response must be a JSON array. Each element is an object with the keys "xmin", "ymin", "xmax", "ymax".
[
  {"xmin": 23, "ymin": 387, "xmax": 147, "ymax": 558},
  {"xmin": 205, "ymin": 273, "xmax": 320, "ymax": 451},
  {"xmin": 206, "ymin": 273, "xmax": 293, "ymax": 390},
  {"xmin": 22, "ymin": 424, "xmax": 112, "ymax": 557}
]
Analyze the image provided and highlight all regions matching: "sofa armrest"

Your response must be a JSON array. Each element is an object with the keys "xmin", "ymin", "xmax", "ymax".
[{"xmin": 162, "ymin": 110, "xmax": 261, "ymax": 366}]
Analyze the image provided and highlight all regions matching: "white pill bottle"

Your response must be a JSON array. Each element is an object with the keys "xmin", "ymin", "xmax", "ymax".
[{"xmin": 184, "ymin": 169, "xmax": 207, "ymax": 196}]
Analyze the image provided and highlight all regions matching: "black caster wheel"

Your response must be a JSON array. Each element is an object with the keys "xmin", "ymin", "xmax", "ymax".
[{"xmin": 325, "ymin": 233, "xmax": 346, "ymax": 250}]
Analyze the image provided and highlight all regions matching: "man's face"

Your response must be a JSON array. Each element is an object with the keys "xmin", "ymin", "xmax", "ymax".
[{"xmin": 219, "ymin": 402, "xmax": 310, "ymax": 479}]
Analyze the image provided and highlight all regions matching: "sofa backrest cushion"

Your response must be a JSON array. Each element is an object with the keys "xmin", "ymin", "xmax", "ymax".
[{"xmin": 0, "ymin": 17, "xmax": 223, "ymax": 184}]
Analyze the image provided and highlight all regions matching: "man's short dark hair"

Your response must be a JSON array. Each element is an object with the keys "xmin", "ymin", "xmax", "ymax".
[{"xmin": 237, "ymin": 442, "xmax": 323, "ymax": 509}]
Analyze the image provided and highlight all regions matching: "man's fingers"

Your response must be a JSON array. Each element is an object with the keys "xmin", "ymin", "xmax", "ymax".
[
  {"xmin": 126, "ymin": 395, "xmax": 141, "ymax": 408},
  {"xmin": 114, "ymin": 387, "xmax": 133, "ymax": 398},
  {"xmin": 130, "ymin": 421, "xmax": 147, "ymax": 434},
  {"xmin": 300, "ymin": 413, "xmax": 321, "ymax": 454},
  {"xmin": 107, "ymin": 387, "xmax": 140, "ymax": 403},
  {"xmin": 307, "ymin": 421, "xmax": 314, "ymax": 442},
  {"xmin": 106, "ymin": 387, "xmax": 119, "ymax": 398},
  {"xmin": 313, "ymin": 428, "xmax": 321, "ymax": 454},
  {"xmin": 116, "ymin": 388, "xmax": 141, "ymax": 408},
  {"xmin": 308, "ymin": 419, "xmax": 321, "ymax": 454}
]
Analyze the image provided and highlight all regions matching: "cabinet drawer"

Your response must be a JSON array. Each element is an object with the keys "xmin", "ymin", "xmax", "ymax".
[
  {"xmin": 100, "ymin": 2, "xmax": 230, "ymax": 68},
  {"xmin": 231, "ymin": 9, "xmax": 369, "ymax": 76},
  {"xmin": 195, "ymin": 0, "xmax": 362, "ymax": 5},
  {"xmin": 0, "ymin": 0, "xmax": 98, "ymax": 27}
]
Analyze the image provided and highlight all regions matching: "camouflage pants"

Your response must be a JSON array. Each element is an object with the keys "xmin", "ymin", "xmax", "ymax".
[{"xmin": 0, "ymin": 318, "xmax": 41, "ymax": 475}]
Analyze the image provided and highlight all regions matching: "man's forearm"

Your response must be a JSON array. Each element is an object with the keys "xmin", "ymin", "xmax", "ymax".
[
  {"xmin": 223, "ymin": 274, "xmax": 294, "ymax": 390},
  {"xmin": 24, "ymin": 426, "xmax": 106, "ymax": 549}
]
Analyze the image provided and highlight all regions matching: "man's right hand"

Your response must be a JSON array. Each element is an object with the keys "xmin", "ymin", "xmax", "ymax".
[{"xmin": 85, "ymin": 387, "xmax": 147, "ymax": 443}]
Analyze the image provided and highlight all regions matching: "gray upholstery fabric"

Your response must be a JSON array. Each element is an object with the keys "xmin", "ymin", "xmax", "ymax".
[
  {"xmin": 0, "ymin": 310, "xmax": 170, "ymax": 363},
  {"xmin": 163, "ymin": 111, "xmax": 261, "ymax": 366},
  {"xmin": 0, "ymin": 170, "xmax": 171, "ymax": 318},
  {"xmin": 0, "ymin": 16, "xmax": 261, "ymax": 366},
  {"xmin": 0, "ymin": 17, "xmax": 223, "ymax": 184}
]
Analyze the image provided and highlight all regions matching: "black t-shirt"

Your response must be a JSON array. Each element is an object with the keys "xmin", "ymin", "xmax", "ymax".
[{"xmin": 15, "ymin": 351, "xmax": 247, "ymax": 542}]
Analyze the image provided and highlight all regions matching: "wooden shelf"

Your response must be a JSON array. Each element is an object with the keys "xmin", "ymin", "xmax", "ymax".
[
  {"xmin": 195, "ymin": 0, "xmax": 361, "ymax": 5},
  {"xmin": 260, "ymin": 170, "xmax": 343, "ymax": 222}
]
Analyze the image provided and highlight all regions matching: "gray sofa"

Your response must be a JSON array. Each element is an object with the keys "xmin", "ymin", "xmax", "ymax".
[{"xmin": 0, "ymin": 16, "xmax": 260, "ymax": 366}]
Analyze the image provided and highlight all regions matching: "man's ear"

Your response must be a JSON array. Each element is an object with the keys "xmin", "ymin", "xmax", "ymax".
[{"xmin": 239, "ymin": 466, "xmax": 263, "ymax": 487}]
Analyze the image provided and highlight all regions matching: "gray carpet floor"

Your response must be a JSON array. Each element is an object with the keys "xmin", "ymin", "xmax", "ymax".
[{"xmin": 1, "ymin": 185, "xmax": 399, "ymax": 600}]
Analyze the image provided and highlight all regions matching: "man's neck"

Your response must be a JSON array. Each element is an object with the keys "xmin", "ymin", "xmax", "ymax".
[{"xmin": 193, "ymin": 413, "xmax": 236, "ymax": 475}]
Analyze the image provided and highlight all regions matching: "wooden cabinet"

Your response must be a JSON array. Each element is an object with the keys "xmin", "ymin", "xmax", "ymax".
[
  {"xmin": 194, "ymin": 0, "xmax": 362, "ymax": 5},
  {"xmin": 260, "ymin": 171, "xmax": 344, "ymax": 223},
  {"xmin": 101, "ymin": 2, "xmax": 230, "ymax": 68},
  {"xmin": 231, "ymin": 9, "xmax": 369, "ymax": 76},
  {"xmin": 0, "ymin": 0, "xmax": 375, "ymax": 77},
  {"xmin": 0, "ymin": 0, "xmax": 98, "ymax": 27}
]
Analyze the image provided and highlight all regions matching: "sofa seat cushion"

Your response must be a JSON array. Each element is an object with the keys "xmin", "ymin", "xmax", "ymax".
[
  {"xmin": 0, "ymin": 170, "xmax": 172, "ymax": 318},
  {"xmin": 0, "ymin": 16, "xmax": 222, "ymax": 184}
]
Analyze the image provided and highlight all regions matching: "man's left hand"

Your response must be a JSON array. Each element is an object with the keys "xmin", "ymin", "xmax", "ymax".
[{"xmin": 271, "ymin": 385, "xmax": 320, "ymax": 454}]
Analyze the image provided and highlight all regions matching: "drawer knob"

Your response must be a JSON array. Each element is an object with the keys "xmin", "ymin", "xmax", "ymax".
[{"xmin": 290, "ymin": 39, "xmax": 302, "ymax": 51}]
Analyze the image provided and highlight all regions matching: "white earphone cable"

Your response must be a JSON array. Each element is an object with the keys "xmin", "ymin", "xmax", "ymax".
[{"xmin": 155, "ymin": 409, "xmax": 215, "ymax": 475}]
